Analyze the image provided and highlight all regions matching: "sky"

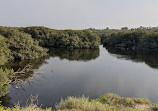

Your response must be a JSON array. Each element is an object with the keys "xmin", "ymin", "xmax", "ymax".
[{"xmin": 0, "ymin": 0, "xmax": 158, "ymax": 29}]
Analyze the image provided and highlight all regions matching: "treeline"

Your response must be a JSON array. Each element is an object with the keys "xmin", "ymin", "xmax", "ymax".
[
  {"xmin": 0, "ymin": 27, "xmax": 48, "ymax": 65},
  {"xmin": 0, "ymin": 26, "xmax": 100, "ymax": 65},
  {"xmin": 0, "ymin": 68, "xmax": 14, "ymax": 97},
  {"xmin": 0, "ymin": 26, "xmax": 100, "ymax": 98},
  {"xmin": 90, "ymin": 27, "xmax": 158, "ymax": 53},
  {"xmin": 21, "ymin": 27, "xmax": 100, "ymax": 49}
]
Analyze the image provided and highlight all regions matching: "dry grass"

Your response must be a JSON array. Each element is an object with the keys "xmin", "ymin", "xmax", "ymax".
[
  {"xmin": 0, "ymin": 104, "xmax": 52, "ymax": 111},
  {"xmin": 0, "ymin": 93, "xmax": 155, "ymax": 111},
  {"xmin": 56, "ymin": 96, "xmax": 120, "ymax": 111},
  {"xmin": 55, "ymin": 96, "xmax": 148, "ymax": 111}
]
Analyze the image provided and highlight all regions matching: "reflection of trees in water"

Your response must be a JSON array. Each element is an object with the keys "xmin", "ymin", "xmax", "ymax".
[
  {"xmin": 1, "ymin": 56, "xmax": 50, "ymax": 83},
  {"xmin": 0, "ymin": 56, "xmax": 50, "ymax": 98},
  {"xmin": 1, "ymin": 47, "xmax": 99, "ymax": 84},
  {"xmin": 49, "ymin": 48, "xmax": 100, "ymax": 62},
  {"xmin": 106, "ymin": 46, "xmax": 158, "ymax": 69},
  {"xmin": 0, "ymin": 56, "xmax": 50, "ymax": 106},
  {"xmin": 0, "ymin": 48, "xmax": 100, "ymax": 107},
  {"xmin": 3, "ymin": 56, "xmax": 50, "ymax": 71},
  {"xmin": 0, "ymin": 48, "xmax": 99, "ymax": 88},
  {"xmin": 0, "ymin": 95, "xmax": 12, "ymax": 107}
]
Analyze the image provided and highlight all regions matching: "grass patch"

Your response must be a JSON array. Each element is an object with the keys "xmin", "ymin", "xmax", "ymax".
[
  {"xmin": 0, "ymin": 93, "xmax": 156, "ymax": 111},
  {"xmin": 153, "ymin": 104, "xmax": 158, "ymax": 111},
  {"xmin": 55, "ymin": 96, "xmax": 118, "ymax": 111},
  {"xmin": 0, "ymin": 104, "xmax": 52, "ymax": 111},
  {"xmin": 56, "ymin": 95, "xmax": 150, "ymax": 111},
  {"xmin": 96, "ymin": 93, "xmax": 151, "ymax": 107}
]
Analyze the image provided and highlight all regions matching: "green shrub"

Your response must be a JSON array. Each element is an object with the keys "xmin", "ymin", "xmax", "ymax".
[
  {"xmin": 21, "ymin": 27, "xmax": 100, "ymax": 49},
  {"xmin": 0, "ymin": 35, "xmax": 12, "ymax": 65},
  {"xmin": 0, "ymin": 94, "xmax": 152, "ymax": 111},
  {"xmin": 133, "ymin": 98, "xmax": 150, "ymax": 105},
  {"xmin": 0, "ymin": 68, "xmax": 14, "ymax": 97},
  {"xmin": 56, "ymin": 96, "xmax": 117, "ymax": 111},
  {"xmin": 0, "ymin": 27, "xmax": 48, "ymax": 60},
  {"xmin": 96, "ymin": 93, "xmax": 121, "ymax": 105},
  {"xmin": 153, "ymin": 104, "xmax": 158, "ymax": 110},
  {"xmin": 102, "ymin": 29, "xmax": 158, "ymax": 53},
  {"xmin": 96, "ymin": 93, "xmax": 151, "ymax": 109},
  {"xmin": 122, "ymin": 97, "xmax": 135, "ymax": 106}
]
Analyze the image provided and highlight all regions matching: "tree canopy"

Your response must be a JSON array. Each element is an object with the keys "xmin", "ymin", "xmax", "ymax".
[
  {"xmin": 21, "ymin": 27, "xmax": 100, "ymax": 49},
  {"xmin": 90, "ymin": 27, "xmax": 158, "ymax": 53},
  {"xmin": 0, "ymin": 26, "xmax": 100, "ymax": 65}
]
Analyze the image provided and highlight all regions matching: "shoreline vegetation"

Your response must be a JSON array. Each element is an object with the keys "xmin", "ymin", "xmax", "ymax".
[
  {"xmin": 0, "ymin": 26, "xmax": 100, "ymax": 99},
  {"xmin": 1, "ymin": 26, "xmax": 158, "ymax": 66},
  {"xmin": 0, "ymin": 93, "xmax": 158, "ymax": 111},
  {"xmin": 0, "ymin": 26, "xmax": 100, "ymax": 65},
  {"xmin": 90, "ymin": 27, "xmax": 158, "ymax": 53},
  {"xmin": 1, "ymin": 26, "xmax": 158, "ymax": 110}
]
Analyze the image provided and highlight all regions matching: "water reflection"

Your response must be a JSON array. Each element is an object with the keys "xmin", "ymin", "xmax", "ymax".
[
  {"xmin": 3, "ymin": 48, "xmax": 100, "ymax": 70},
  {"xmin": 0, "ymin": 48, "xmax": 99, "ymax": 88},
  {"xmin": 1, "ymin": 48, "xmax": 99, "ymax": 84},
  {"xmin": 0, "ymin": 95, "xmax": 12, "ymax": 107},
  {"xmin": 2, "ymin": 46, "xmax": 158, "ymax": 109},
  {"xmin": 49, "ymin": 48, "xmax": 99, "ymax": 61},
  {"xmin": 0, "ymin": 48, "xmax": 100, "ymax": 107},
  {"xmin": 106, "ymin": 47, "xmax": 158, "ymax": 69},
  {"xmin": 3, "ymin": 56, "xmax": 50, "ymax": 71}
]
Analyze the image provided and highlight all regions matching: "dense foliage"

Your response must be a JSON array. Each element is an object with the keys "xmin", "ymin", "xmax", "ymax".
[
  {"xmin": 21, "ymin": 27, "xmax": 100, "ymax": 49},
  {"xmin": 0, "ymin": 35, "xmax": 12, "ymax": 65},
  {"xmin": 90, "ymin": 27, "xmax": 158, "ymax": 53},
  {"xmin": 0, "ymin": 26, "xmax": 100, "ymax": 99},
  {"xmin": 0, "ymin": 68, "xmax": 14, "ymax": 97},
  {"xmin": 56, "ymin": 93, "xmax": 151, "ymax": 111},
  {"xmin": 0, "ymin": 27, "xmax": 48, "ymax": 58},
  {"xmin": 0, "ymin": 26, "xmax": 100, "ymax": 65},
  {"xmin": 103, "ymin": 30, "xmax": 144, "ymax": 50}
]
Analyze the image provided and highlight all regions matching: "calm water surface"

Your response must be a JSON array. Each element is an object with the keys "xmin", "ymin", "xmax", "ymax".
[{"xmin": 1, "ymin": 46, "xmax": 158, "ymax": 108}]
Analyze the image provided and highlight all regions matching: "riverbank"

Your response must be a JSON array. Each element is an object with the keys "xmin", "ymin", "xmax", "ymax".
[{"xmin": 0, "ymin": 93, "xmax": 158, "ymax": 111}]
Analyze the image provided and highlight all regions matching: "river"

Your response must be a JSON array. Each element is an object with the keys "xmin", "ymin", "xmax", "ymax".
[{"xmin": 1, "ymin": 45, "xmax": 158, "ymax": 108}]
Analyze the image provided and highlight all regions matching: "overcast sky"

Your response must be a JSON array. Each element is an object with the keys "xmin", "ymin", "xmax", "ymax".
[{"xmin": 0, "ymin": 0, "xmax": 158, "ymax": 29}]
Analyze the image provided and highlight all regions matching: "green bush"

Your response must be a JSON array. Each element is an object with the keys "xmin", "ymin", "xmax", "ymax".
[
  {"xmin": 21, "ymin": 27, "xmax": 100, "ymax": 49},
  {"xmin": 0, "ymin": 93, "xmax": 153, "ymax": 111},
  {"xmin": 0, "ymin": 68, "xmax": 14, "ymax": 97},
  {"xmin": 153, "ymin": 104, "xmax": 158, "ymax": 110},
  {"xmin": 102, "ymin": 29, "xmax": 158, "ymax": 53},
  {"xmin": 133, "ymin": 98, "xmax": 150, "ymax": 105},
  {"xmin": 122, "ymin": 97, "xmax": 135, "ymax": 106},
  {"xmin": 0, "ymin": 27, "xmax": 48, "ymax": 60},
  {"xmin": 96, "ymin": 93, "xmax": 151, "ymax": 109},
  {"xmin": 56, "ymin": 96, "xmax": 117, "ymax": 111},
  {"xmin": 0, "ymin": 35, "xmax": 12, "ymax": 65},
  {"xmin": 96, "ymin": 93, "xmax": 121, "ymax": 105}
]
